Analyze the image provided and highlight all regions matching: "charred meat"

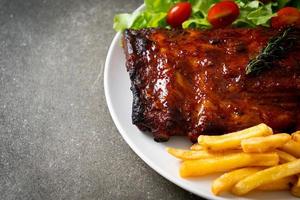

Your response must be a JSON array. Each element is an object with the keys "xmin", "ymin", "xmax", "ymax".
[{"xmin": 123, "ymin": 28, "xmax": 300, "ymax": 142}]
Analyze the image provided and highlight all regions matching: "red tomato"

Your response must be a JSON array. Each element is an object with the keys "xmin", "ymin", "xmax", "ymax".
[
  {"xmin": 167, "ymin": 2, "xmax": 192, "ymax": 28},
  {"xmin": 207, "ymin": 1, "xmax": 240, "ymax": 28},
  {"xmin": 271, "ymin": 7, "xmax": 300, "ymax": 29}
]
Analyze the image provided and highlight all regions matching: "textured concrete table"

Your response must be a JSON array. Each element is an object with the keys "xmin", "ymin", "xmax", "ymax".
[{"xmin": 0, "ymin": 0, "xmax": 205, "ymax": 199}]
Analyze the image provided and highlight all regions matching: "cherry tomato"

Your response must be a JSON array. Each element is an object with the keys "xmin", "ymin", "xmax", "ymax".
[
  {"xmin": 207, "ymin": 1, "xmax": 240, "ymax": 28},
  {"xmin": 167, "ymin": 2, "xmax": 192, "ymax": 28},
  {"xmin": 271, "ymin": 7, "xmax": 300, "ymax": 29}
]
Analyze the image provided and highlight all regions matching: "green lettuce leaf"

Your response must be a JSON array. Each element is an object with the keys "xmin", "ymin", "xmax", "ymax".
[
  {"xmin": 145, "ymin": 0, "xmax": 179, "ymax": 12},
  {"xmin": 113, "ymin": 0, "xmax": 299, "ymax": 32},
  {"xmin": 113, "ymin": 12, "xmax": 140, "ymax": 32},
  {"xmin": 182, "ymin": 0, "xmax": 217, "ymax": 29},
  {"xmin": 182, "ymin": 18, "xmax": 210, "ymax": 29},
  {"xmin": 189, "ymin": 0, "xmax": 218, "ymax": 16},
  {"xmin": 245, "ymin": 2, "xmax": 276, "ymax": 26},
  {"xmin": 131, "ymin": 12, "xmax": 168, "ymax": 29},
  {"xmin": 233, "ymin": 1, "xmax": 275, "ymax": 27}
]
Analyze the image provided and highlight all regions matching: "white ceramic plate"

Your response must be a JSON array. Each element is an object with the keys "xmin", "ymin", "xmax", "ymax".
[{"xmin": 104, "ymin": 5, "xmax": 297, "ymax": 200}]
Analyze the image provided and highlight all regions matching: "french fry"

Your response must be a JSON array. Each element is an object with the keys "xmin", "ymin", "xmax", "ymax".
[
  {"xmin": 232, "ymin": 159, "xmax": 300, "ymax": 195},
  {"xmin": 180, "ymin": 152, "xmax": 278, "ymax": 177},
  {"xmin": 198, "ymin": 123, "xmax": 272, "ymax": 151},
  {"xmin": 241, "ymin": 133, "xmax": 291, "ymax": 153},
  {"xmin": 279, "ymin": 140, "xmax": 300, "ymax": 158},
  {"xmin": 212, "ymin": 168, "xmax": 261, "ymax": 195},
  {"xmin": 275, "ymin": 150, "xmax": 297, "ymax": 163},
  {"xmin": 258, "ymin": 176, "xmax": 297, "ymax": 191},
  {"xmin": 291, "ymin": 176, "xmax": 300, "ymax": 197},
  {"xmin": 190, "ymin": 143, "xmax": 203, "ymax": 151},
  {"xmin": 167, "ymin": 148, "xmax": 213, "ymax": 160},
  {"xmin": 167, "ymin": 147, "xmax": 241, "ymax": 160},
  {"xmin": 254, "ymin": 156, "xmax": 281, "ymax": 167},
  {"xmin": 292, "ymin": 131, "xmax": 300, "ymax": 143}
]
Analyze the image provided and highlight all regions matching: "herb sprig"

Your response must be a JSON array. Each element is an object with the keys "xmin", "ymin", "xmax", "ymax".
[{"xmin": 245, "ymin": 27, "xmax": 297, "ymax": 75}]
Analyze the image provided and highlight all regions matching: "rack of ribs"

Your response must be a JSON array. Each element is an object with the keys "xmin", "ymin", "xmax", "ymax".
[{"xmin": 122, "ymin": 28, "xmax": 300, "ymax": 142}]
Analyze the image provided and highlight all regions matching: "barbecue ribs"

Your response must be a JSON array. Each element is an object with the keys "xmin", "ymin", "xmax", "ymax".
[{"xmin": 122, "ymin": 28, "xmax": 300, "ymax": 142}]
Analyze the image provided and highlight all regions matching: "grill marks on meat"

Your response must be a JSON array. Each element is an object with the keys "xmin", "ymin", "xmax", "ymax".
[{"xmin": 123, "ymin": 28, "xmax": 300, "ymax": 142}]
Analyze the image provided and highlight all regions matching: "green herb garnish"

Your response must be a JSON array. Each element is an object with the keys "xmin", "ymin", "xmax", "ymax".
[{"xmin": 245, "ymin": 27, "xmax": 297, "ymax": 75}]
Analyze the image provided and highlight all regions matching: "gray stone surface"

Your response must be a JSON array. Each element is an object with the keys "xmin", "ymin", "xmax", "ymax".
[{"xmin": 0, "ymin": 0, "xmax": 205, "ymax": 199}]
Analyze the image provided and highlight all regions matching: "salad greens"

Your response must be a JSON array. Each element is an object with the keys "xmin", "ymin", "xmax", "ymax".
[{"xmin": 113, "ymin": 0, "xmax": 300, "ymax": 31}]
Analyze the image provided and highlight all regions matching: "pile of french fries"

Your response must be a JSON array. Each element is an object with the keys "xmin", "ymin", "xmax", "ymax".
[{"xmin": 167, "ymin": 123, "xmax": 300, "ymax": 197}]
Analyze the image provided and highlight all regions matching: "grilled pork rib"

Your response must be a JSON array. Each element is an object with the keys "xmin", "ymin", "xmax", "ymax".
[{"xmin": 123, "ymin": 28, "xmax": 300, "ymax": 142}]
